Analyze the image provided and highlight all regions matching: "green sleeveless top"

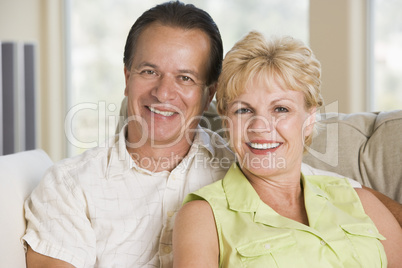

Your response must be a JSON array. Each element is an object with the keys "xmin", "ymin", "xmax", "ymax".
[{"xmin": 184, "ymin": 163, "xmax": 387, "ymax": 268}]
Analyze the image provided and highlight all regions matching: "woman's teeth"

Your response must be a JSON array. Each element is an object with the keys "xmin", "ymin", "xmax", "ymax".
[
  {"xmin": 149, "ymin": 107, "xmax": 175, "ymax": 116},
  {"xmin": 249, "ymin": 142, "xmax": 280, "ymax": 149}
]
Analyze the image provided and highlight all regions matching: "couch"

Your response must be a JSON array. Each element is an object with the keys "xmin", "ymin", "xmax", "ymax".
[
  {"xmin": 1, "ymin": 99, "xmax": 401, "ymax": 267},
  {"xmin": 0, "ymin": 149, "xmax": 53, "ymax": 268}
]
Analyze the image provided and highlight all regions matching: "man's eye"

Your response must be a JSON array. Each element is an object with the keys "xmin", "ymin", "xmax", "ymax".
[
  {"xmin": 141, "ymin": 70, "xmax": 156, "ymax": 75},
  {"xmin": 180, "ymin": 76, "xmax": 193, "ymax": 82},
  {"xmin": 235, "ymin": 108, "xmax": 252, "ymax": 114},
  {"xmin": 275, "ymin": 107, "xmax": 289, "ymax": 113}
]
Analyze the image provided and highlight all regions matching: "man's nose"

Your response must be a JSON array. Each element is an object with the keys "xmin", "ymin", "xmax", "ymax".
[{"xmin": 151, "ymin": 75, "xmax": 178, "ymax": 102}]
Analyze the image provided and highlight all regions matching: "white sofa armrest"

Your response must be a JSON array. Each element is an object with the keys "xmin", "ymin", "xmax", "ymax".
[{"xmin": 0, "ymin": 150, "xmax": 53, "ymax": 267}]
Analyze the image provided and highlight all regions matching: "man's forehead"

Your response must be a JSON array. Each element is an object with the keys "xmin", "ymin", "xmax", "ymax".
[{"xmin": 132, "ymin": 25, "xmax": 210, "ymax": 80}]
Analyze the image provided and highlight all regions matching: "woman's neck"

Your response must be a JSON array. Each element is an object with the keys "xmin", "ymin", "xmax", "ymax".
[{"xmin": 247, "ymin": 170, "xmax": 309, "ymax": 225}]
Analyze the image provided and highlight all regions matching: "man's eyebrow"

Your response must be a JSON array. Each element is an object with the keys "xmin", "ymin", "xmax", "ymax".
[
  {"xmin": 135, "ymin": 62, "xmax": 158, "ymax": 69},
  {"xmin": 178, "ymin": 69, "xmax": 200, "ymax": 79}
]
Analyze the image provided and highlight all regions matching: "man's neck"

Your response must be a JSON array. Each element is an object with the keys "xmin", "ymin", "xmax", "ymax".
[{"xmin": 126, "ymin": 134, "xmax": 195, "ymax": 173}]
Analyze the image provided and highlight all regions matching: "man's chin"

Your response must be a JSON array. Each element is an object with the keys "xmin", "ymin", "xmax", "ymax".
[
  {"xmin": 149, "ymin": 121, "xmax": 201, "ymax": 147},
  {"xmin": 127, "ymin": 122, "xmax": 198, "ymax": 149},
  {"xmin": 146, "ymin": 136, "xmax": 186, "ymax": 149},
  {"xmin": 147, "ymin": 128, "xmax": 188, "ymax": 147}
]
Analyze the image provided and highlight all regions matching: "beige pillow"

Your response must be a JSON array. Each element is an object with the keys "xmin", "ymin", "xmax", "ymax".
[{"xmin": 303, "ymin": 110, "xmax": 402, "ymax": 203}]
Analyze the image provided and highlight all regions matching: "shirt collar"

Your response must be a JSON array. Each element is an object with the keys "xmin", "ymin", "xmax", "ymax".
[
  {"xmin": 223, "ymin": 165, "xmax": 329, "ymax": 213},
  {"xmin": 223, "ymin": 166, "xmax": 331, "ymax": 233},
  {"xmin": 223, "ymin": 163, "xmax": 261, "ymax": 212},
  {"xmin": 302, "ymin": 173, "xmax": 330, "ymax": 200},
  {"xmin": 190, "ymin": 125, "xmax": 216, "ymax": 157},
  {"xmin": 106, "ymin": 124, "xmax": 133, "ymax": 180},
  {"xmin": 106, "ymin": 124, "xmax": 216, "ymax": 179}
]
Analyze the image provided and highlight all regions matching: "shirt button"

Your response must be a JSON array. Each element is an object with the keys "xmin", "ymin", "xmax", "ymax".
[
  {"xmin": 163, "ymin": 246, "xmax": 172, "ymax": 254},
  {"xmin": 367, "ymin": 229, "xmax": 373, "ymax": 234},
  {"xmin": 167, "ymin": 211, "xmax": 175, "ymax": 217},
  {"xmin": 264, "ymin": 243, "xmax": 271, "ymax": 249},
  {"xmin": 320, "ymin": 240, "xmax": 326, "ymax": 246}
]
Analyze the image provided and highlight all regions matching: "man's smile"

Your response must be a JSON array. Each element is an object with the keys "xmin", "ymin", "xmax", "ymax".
[{"xmin": 148, "ymin": 106, "xmax": 176, "ymax": 117}]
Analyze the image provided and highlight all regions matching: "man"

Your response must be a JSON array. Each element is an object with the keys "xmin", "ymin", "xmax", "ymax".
[
  {"xmin": 23, "ymin": 1, "xmax": 401, "ymax": 267},
  {"xmin": 24, "ymin": 2, "xmax": 232, "ymax": 267}
]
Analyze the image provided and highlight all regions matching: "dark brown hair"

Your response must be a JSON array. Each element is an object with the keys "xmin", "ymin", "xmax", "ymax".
[{"xmin": 123, "ymin": 1, "xmax": 223, "ymax": 86}]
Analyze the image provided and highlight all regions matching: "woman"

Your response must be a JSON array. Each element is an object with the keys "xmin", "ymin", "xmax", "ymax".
[{"xmin": 173, "ymin": 31, "xmax": 402, "ymax": 267}]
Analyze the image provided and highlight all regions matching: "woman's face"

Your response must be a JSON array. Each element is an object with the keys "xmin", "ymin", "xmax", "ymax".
[{"xmin": 226, "ymin": 76, "xmax": 316, "ymax": 180}]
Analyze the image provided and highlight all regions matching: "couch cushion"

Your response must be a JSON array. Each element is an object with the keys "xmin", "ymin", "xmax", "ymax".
[
  {"xmin": 0, "ymin": 150, "xmax": 53, "ymax": 268},
  {"xmin": 303, "ymin": 110, "xmax": 402, "ymax": 203},
  {"xmin": 359, "ymin": 110, "xmax": 402, "ymax": 202}
]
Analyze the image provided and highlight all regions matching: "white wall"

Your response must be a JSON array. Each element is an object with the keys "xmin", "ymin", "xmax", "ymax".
[
  {"xmin": 0, "ymin": 0, "xmax": 66, "ymax": 161},
  {"xmin": 0, "ymin": 0, "xmax": 41, "ymax": 41},
  {"xmin": 310, "ymin": 0, "xmax": 368, "ymax": 113},
  {"xmin": 0, "ymin": 0, "xmax": 370, "ymax": 160}
]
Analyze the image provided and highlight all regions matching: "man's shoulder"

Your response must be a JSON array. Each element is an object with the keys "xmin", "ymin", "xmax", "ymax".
[
  {"xmin": 199, "ymin": 127, "xmax": 234, "ymax": 157},
  {"xmin": 51, "ymin": 144, "xmax": 114, "ymax": 180}
]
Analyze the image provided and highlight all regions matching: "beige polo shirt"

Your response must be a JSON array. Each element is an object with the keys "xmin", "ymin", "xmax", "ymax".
[{"xmin": 23, "ymin": 125, "xmax": 234, "ymax": 267}]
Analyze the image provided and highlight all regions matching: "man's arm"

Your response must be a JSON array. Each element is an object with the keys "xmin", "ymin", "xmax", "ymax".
[
  {"xmin": 23, "ymin": 165, "xmax": 96, "ymax": 267},
  {"xmin": 26, "ymin": 245, "xmax": 75, "ymax": 268},
  {"xmin": 362, "ymin": 185, "xmax": 402, "ymax": 228}
]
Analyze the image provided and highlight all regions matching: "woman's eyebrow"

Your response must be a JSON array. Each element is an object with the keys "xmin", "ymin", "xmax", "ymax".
[
  {"xmin": 228, "ymin": 100, "xmax": 251, "ymax": 108},
  {"xmin": 271, "ymin": 97, "xmax": 296, "ymax": 104}
]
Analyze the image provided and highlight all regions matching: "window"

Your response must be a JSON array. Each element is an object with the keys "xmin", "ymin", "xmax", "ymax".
[
  {"xmin": 370, "ymin": 0, "xmax": 402, "ymax": 111},
  {"xmin": 67, "ymin": 0, "xmax": 308, "ymax": 157}
]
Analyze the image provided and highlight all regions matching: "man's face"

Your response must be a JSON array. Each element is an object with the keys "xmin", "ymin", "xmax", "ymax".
[{"xmin": 124, "ymin": 23, "xmax": 215, "ymax": 148}]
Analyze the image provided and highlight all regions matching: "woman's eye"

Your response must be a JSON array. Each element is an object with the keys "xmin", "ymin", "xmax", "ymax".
[
  {"xmin": 235, "ymin": 108, "xmax": 252, "ymax": 114},
  {"xmin": 275, "ymin": 107, "xmax": 289, "ymax": 113}
]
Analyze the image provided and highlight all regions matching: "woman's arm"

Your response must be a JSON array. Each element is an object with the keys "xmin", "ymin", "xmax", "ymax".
[
  {"xmin": 356, "ymin": 188, "xmax": 402, "ymax": 268},
  {"xmin": 173, "ymin": 200, "xmax": 219, "ymax": 268},
  {"xmin": 362, "ymin": 185, "xmax": 402, "ymax": 227}
]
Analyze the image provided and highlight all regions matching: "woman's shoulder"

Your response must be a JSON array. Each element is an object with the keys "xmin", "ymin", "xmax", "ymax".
[
  {"xmin": 302, "ymin": 173, "xmax": 353, "ymax": 190},
  {"xmin": 184, "ymin": 179, "xmax": 226, "ymax": 205},
  {"xmin": 303, "ymin": 174, "xmax": 364, "ymax": 213}
]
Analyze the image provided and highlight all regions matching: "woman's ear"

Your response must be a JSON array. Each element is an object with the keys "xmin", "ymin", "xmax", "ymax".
[{"xmin": 303, "ymin": 106, "xmax": 317, "ymax": 138}]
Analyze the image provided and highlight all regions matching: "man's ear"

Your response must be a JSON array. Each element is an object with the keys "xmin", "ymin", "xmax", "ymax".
[
  {"xmin": 124, "ymin": 66, "xmax": 130, "ymax": 96},
  {"xmin": 204, "ymin": 83, "xmax": 217, "ymax": 112}
]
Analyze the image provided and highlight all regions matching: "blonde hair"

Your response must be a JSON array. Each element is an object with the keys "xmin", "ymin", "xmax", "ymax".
[{"xmin": 216, "ymin": 31, "xmax": 323, "ymax": 146}]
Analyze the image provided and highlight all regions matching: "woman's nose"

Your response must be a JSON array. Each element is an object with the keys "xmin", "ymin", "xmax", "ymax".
[{"xmin": 247, "ymin": 115, "xmax": 273, "ymax": 133}]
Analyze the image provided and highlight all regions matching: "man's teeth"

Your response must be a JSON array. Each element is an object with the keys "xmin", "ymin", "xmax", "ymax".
[
  {"xmin": 249, "ymin": 142, "xmax": 280, "ymax": 149},
  {"xmin": 149, "ymin": 107, "xmax": 175, "ymax": 116}
]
